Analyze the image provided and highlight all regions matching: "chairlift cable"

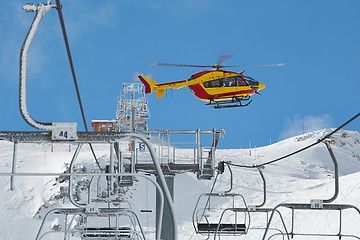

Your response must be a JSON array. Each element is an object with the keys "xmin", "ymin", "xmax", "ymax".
[
  {"xmin": 55, "ymin": 0, "xmax": 102, "ymax": 170},
  {"xmin": 318, "ymin": 112, "xmax": 360, "ymax": 142},
  {"xmin": 55, "ymin": 0, "xmax": 86, "ymax": 131},
  {"xmin": 227, "ymin": 112, "xmax": 360, "ymax": 169}
]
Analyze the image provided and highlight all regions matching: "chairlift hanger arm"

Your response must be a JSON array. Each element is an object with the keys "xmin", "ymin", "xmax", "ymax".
[
  {"xmin": 19, "ymin": 3, "xmax": 57, "ymax": 130},
  {"xmin": 322, "ymin": 141, "xmax": 339, "ymax": 203}
]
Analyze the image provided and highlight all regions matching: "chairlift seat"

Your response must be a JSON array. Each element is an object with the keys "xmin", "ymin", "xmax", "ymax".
[
  {"xmin": 197, "ymin": 223, "xmax": 246, "ymax": 234},
  {"xmin": 82, "ymin": 227, "xmax": 131, "ymax": 239},
  {"xmin": 118, "ymin": 175, "xmax": 134, "ymax": 187}
]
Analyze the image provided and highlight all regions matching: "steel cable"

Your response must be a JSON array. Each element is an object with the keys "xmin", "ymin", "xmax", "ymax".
[
  {"xmin": 228, "ymin": 112, "xmax": 359, "ymax": 169},
  {"xmin": 55, "ymin": 0, "xmax": 102, "ymax": 170}
]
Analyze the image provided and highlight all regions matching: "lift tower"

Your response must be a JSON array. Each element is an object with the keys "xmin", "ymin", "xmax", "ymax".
[{"xmin": 115, "ymin": 82, "xmax": 150, "ymax": 132}]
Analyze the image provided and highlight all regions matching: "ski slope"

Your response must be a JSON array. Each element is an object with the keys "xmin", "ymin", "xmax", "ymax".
[{"xmin": 0, "ymin": 129, "xmax": 359, "ymax": 239}]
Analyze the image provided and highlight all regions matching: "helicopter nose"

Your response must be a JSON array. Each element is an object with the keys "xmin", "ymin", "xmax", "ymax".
[{"xmin": 258, "ymin": 82, "xmax": 266, "ymax": 91}]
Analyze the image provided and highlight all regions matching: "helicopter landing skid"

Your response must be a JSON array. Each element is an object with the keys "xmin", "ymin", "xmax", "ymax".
[{"xmin": 207, "ymin": 97, "xmax": 252, "ymax": 109}]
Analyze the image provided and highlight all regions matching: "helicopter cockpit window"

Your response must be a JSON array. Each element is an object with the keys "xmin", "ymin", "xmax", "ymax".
[
  {"xmin": 244, "ymin": 76, "xmax": 258, "ymax": 85},
  {"xmin": 235, "ymin": 76, "xmax": 247, "ymax": 86}
]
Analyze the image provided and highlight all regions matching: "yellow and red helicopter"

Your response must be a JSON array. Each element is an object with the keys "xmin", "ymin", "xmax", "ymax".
[{"xmin": 138, "ymin": 56, "xmax": 283, "ymax": 108}]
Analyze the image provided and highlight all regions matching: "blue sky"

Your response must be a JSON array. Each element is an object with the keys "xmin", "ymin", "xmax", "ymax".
[{"xmin": 0, "ymin": 0, "xmax": 359, "ymax": 148}]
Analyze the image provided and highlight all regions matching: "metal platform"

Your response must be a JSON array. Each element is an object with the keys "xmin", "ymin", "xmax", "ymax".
[
  {"xmin": 0, "ymin": 130, "xmax": 222, "ymax": 175},
  {"xmin": 0, "ymin": 131, "xmax": 130, "ymax": 143}
]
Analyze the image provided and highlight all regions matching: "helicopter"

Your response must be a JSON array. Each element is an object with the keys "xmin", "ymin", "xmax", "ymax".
[{"xmin": 138, "ymin": 56, "xmax": 283, "ymax": 108}]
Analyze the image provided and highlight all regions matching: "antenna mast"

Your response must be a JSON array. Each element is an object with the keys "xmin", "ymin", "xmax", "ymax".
[{"xmin": 115, "ymin": 82, "xmax": 150, "ymax": 132}]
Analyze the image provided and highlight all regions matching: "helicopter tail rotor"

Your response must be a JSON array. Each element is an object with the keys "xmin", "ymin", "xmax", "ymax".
[
  {"xmin": 138, "ymin": 74, "xmax": 167, "ymax": 98},
  {"xmin": 138, "ymin": 75, "xmax": 157, "ymax": 94}
]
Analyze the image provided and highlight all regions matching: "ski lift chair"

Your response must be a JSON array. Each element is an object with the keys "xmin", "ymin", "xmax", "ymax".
[
  {"xmin": 193, "ymin": 192, "xmax": 249, "ymax": 238},
  {"xmin": 36, "ymin": 207, "xmax": 146, "ymax": 240}
]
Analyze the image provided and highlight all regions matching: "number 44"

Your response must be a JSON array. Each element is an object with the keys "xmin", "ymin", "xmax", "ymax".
[{"xmin": 59, "ymin": 131, "xmax": 68, "ymax": 139}]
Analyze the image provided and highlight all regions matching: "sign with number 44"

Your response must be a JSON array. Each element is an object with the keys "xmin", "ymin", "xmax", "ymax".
[{"xmin": 52, "ymin": 122, "xmax": 78, "ymax": 140}]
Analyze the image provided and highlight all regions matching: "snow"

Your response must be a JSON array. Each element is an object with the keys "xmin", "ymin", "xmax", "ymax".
[{"xmin": 0, "ymin": 129, "xmax": 360, "ymax": 239}]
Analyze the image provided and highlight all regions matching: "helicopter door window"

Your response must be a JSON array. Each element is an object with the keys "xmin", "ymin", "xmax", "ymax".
[
  {"xmin": 204, "ymin": 79, "xmax": 222, "ymax": 88},
  {"xmin": 222, "ymin": 78, "xmax": 232, "ymax": 87},
  {"xmin": 211, "ymin": 80, "xmax": 221, "ymax": 87},
  {"xmin": 221, "ymin": 77, "xmax": 239, "ymax": 87},
  {"xmin": 230, "ymin": 77, "xmax": 237, "ymax": 86}
]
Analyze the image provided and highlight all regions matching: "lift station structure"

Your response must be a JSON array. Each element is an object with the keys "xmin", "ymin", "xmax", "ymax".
[{"xmin": 0, "ymin": 2, "xmax": 223, "ymax": 239}]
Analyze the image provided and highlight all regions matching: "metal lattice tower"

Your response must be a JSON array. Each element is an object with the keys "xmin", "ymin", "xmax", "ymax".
[{"xmin": 115, "ymin": 83, "xmax": 150, "ymax": 132}]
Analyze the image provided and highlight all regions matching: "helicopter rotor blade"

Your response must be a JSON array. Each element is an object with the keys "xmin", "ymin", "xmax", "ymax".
[
  {"xmin": 152, "ymin": 60, "xmax": 285, "ymax": 70},
  {"xmin": 217, "ymin": 54, "xmax": 234, "ymax": 65},
  {"xmin": 232, "ymin": 63, "xmax": 286, "ymax": 68},
  {"xmin": 152, "ymin": 62, "xmax": 212, "ymax": 68}
]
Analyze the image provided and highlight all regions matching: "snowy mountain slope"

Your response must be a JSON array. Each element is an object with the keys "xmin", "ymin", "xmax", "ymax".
[{"xmin": 0, "ymin": 129, "xmax": 359, "ymax": 239}]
